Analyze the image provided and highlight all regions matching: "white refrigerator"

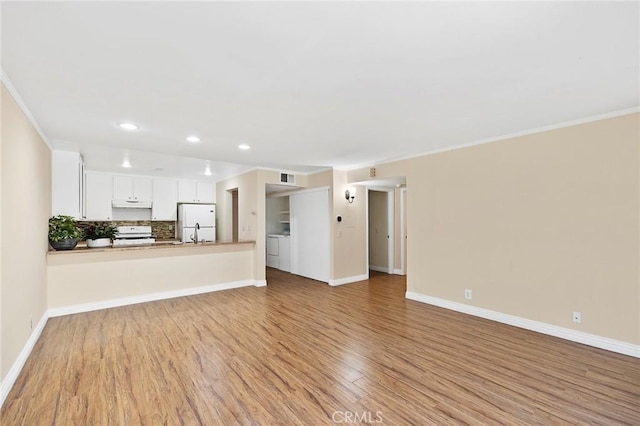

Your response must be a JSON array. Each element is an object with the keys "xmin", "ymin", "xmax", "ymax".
[{"xmin": 177, "ymin": 204, "xmax": 216, "ymax": 242}]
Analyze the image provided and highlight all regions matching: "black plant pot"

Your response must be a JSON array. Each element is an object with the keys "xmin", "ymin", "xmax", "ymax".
[{"xmin": 49, "ymin": 238, "xmax": 78, "ymax": 251}]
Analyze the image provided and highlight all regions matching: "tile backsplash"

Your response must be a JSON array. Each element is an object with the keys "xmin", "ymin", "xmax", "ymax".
[{"xmin": 78, "ymin": 221, "xmax": 176, "ymax": 240}]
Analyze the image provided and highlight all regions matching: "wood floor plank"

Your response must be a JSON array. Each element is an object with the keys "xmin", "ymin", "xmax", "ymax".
[{"xmin": 2, "ymin": 269, "xmax": 639, "ymax": 425}]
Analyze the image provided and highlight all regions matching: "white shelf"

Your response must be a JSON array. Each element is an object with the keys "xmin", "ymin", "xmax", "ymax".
[{"xmin": 279, "ymin": 210, "xmax": 290, "ymax": 225}]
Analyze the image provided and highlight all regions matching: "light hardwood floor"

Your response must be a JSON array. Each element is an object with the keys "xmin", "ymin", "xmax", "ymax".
[{"xmin": 2, "ymin": 269, "xmax": 639, "ymax": 425}]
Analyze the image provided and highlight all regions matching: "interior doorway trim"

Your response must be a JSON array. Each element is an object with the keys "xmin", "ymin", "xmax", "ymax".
[
  {"xmin": 367, "ymin": 186, "xmax": 395, "ymax": 274},
  {"xmin": 397, "ymin": 187, "xmax": 407, "ymax": 275}
]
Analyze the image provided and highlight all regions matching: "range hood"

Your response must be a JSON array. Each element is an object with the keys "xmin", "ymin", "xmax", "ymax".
[{"xmin": 112, "ymin": 199, "xmax": 152, "ymax": 209}]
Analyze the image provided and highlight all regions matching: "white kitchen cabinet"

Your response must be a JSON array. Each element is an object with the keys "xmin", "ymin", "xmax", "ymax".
[
  {"xmin": 266, "ymin": 235, "xmax": 290, "ymax": 272},
  {"xmin": 152, "ymin": 178, "xmax": 178, "ymax": 221},
  {"xmin": 178, "ymin": 179, "xmax": 215, "ymax": 203},
  {"xmin": 51, "ymin": 150, "xmax": 83, "ymax": 219},
  {"xmin": 84, "ymin": 172, "xmax": 113, "ymax": 220},
  {"xmin": 178, "ymin": 180, "xmax": 197, "ymax": 203},
  {"xmin": 279, "ymin": 236, "xmax": 291, "ymax": 272},
  {"xmin": 113, "ymin": 175, "xmax": 152, "ymax": 201},
  {"xmin": 196, "ymin": 182, "xmax": 215, "ymax": 203},
  {"xmin": 267, "ymin": 236, "xmax": 279, "ymax": 255},
  {"xmin": 266, "ymin": 236, "xmax": 279, "ymax": 268}
]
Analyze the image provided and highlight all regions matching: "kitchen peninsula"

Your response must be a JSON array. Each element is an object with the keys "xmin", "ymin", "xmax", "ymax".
[{"xmin": 47, "ymin": 240, "xmax": 258, "ymax": 316}]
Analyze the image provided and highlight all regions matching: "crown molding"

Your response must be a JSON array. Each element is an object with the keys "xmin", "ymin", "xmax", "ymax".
[
  {"xmin": 346, "ymin": 107, "xmax": 640, "ymax": 172},
  {"xmin": 1, "ymin": 70, "xmax": 53, "ymax": 151}
]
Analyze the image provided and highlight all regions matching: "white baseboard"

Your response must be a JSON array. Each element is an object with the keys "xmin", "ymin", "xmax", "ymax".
[
  {"xmin": 369, "ymin": 265, "xmax": 390, "ymax": 273},
  {"xmin": 0, "ymin": 313, "xmax": 49, "ymax": 409},
  {"xmin": 254, "ymin": 280, "xmax": 267, "ymax": 287},
  {"xmin": 393, "ymin": 268, "xmax": 405, "ymax": 275},
  {"xmin": 48, "ymin": 279, "xmax": 256, "ymax": 317},
  {"xmin": 329, "ymin": 273, "xmax": 369, "ymax": 287},
  {"xmin": 406, "ymin": 291, "xmax": 640, "ymax": 358}
]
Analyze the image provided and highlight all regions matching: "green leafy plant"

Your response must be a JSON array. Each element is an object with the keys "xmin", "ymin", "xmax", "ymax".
[
  {"xmin": 84, "ymin": 224, "xmax": 119, "ymax": 240},
  {"xmin": 48, "ymin": 215, "xmax": 82, "ymax": 242}
]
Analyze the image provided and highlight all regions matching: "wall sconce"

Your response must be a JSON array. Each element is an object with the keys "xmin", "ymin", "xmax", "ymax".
[{"xmin": 345, "ymin": 188, "xmax": 355, "ymax": 204}]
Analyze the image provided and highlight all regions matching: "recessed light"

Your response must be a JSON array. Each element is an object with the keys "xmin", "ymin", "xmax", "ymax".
[
  {"xmin": 204, "ymin": 165, "xmax": 212, "ymax": 176},
  {"xmin": 121, "ymin": 159, "xmax": 132, "ymax": 168},
  {"xmin": 186, "ymin": 136, "xmax": 200, "ymax": 143},
  {"xmin": 238, "ymin": 144, "xmax": 250, "ymax": 150},
  {"xmin": 117, "ymin": 122, "xmax": 139, "ymax": 131}
]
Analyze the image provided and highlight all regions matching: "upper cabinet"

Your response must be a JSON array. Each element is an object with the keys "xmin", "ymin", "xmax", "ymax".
[
  {"xmin": 113, "ymin": 176, "xmax": 152, "ymax": 201},
  {"xmin": 84, "ymin": 172, "xmax": 113, "ymax": 220},
  {"xmin": 152, "ymin": 178, "xmax": 178, "ymax": 221},
  {"xmin": 178, "ymin": 180, "xmax": 215, "ymax": 203},
  {"xmin": 196, "ymin": 182, "xmax": 215, "ymax": 203},
  {"xmin": 52, "ymin": 150, "xmax": 84, "ymax": 219},
  {"xmin": 52, "ymin": 151, "xmax": 216, "ymax": 221}
]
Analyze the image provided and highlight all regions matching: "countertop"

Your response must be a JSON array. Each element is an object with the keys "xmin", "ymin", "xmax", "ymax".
[{"xmin": 48, "ymin": 239, "xmax": 255, "ymax": 255}]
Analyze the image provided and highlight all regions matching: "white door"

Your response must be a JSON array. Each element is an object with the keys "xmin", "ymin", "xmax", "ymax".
[
  {"xmin": 152, "ymin": 178, "xmax": 178, "ymax": 221},
  {"xmin": 199, "ymin": 227, "xmax": 216, "ymax": 242},
  {"xmin": 84, "ymin": 172, "xmax": 113, "ymax": 220},
  {"xmin": 52, "ymin": 150, "xmax": 82, "ymax": 218},
  {"xmin": 133, "ymin": 177, "xmax": 153, "ymax": 200},
  {"xmin": 290, "ymin": 188, "xmax": 330, "ymax": 282},
  {"xmin": 178, "ymin": 179, "xmax": 197, "ymax": 203},
  {"xmin": 112, "ymin": 175, "xmax": 134, "ymax": 200},
  {"xmin": 182, "ymin": 228, "xmax": 195, "ymax": 243},
  {"xmin": 196, "ymin": 182, "xmax": 215, "ymax": 203},
  {"xmin": 183, "ymin": 205, "xmax": 215, "ymax": 227},
  {"xmin": 267, "ymin": 236, "xmax": 279, "ymax": 256},
  {"xmin": 279, "ymin": 236, "xmax": 291, "ymax": 272}
]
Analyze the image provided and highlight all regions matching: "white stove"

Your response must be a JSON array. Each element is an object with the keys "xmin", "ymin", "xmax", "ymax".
[{"xmin": 112, "ymin": 226, "xmax": 156, "ymax": 247}]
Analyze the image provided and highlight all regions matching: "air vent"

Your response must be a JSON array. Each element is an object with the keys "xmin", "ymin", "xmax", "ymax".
[{"xmin": 280, "ymin": 173, "xmax": 295, "ymax": 184}]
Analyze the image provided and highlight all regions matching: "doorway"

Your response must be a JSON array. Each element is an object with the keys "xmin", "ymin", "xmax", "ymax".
[
  {"xmin": 399, "ymin": 187, "xmax": 407, "ymax": 275},
  {"xmin": 231, "ymin": 189, "xmax": 238, "ymax": 241},
  {"xmin": 368, "ymin": 189, "xmax": 394, "ymax": 274}
]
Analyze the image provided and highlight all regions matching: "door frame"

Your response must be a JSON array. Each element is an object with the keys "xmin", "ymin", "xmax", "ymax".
[
  {"xmin": 367, "ymin": 186, "xmax": 395, "ymax": 274},
  {"xmin": 399, "ymin": 187, "xmax": 407, "ymax": 276}
]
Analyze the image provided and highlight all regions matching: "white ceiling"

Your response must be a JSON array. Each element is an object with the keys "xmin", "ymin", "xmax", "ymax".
[{"xmin": 2, "ymin": 2, "xmax": 638, "ymax": 181}]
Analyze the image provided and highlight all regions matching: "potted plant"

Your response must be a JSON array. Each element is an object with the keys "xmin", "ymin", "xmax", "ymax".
[
  {"xmin": 84, "ymin": 224, "xmax": 118, "ymax": 248},
  {"xmin": 48, "ymin": 215, "xmax": 82, "ymax": 250}
]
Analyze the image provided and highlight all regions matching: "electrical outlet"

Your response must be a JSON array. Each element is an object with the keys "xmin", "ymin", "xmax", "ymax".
[
  {"xmin": 464, "ymin": 289, "xmax": 472, "ymax": 300},
  {"xmin": 572, "ymin": 312, "xmax": 581, "ymax": 324}
]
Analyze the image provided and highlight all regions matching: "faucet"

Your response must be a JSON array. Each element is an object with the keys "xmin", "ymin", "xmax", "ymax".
[{"xmin": 193, "ymin": 222, "xmax": 200, "ymax": 244}]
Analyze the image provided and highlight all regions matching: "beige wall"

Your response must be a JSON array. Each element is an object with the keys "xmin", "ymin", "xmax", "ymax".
[
  {"xmin": 216, "ymin": 170, "xmax": 263, "ymax": 280},
  {"xmin": 350, "ymin": 113, "xmax": 640, "ymax": 345},
  {"xmin": 305, "ymin": 169, "xmax": 333, "ymax": 188},
  {"xmin": 368, "ymin": 190, "xmax": 389, "ymax": 269},
  {"xmin": 47, "ymin": 244, "xmax": 254, "ymax": 308},
  {"xmin": 217, "ymin": 167, "xmax": 369, "ymax": 284},
  {"xmin": 217, "ymin": 169, "xmax": 297, "ymax": 283},
  {"xmin": 1, "ymin": 83, "xmax": 52, "ymax": 378}
]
